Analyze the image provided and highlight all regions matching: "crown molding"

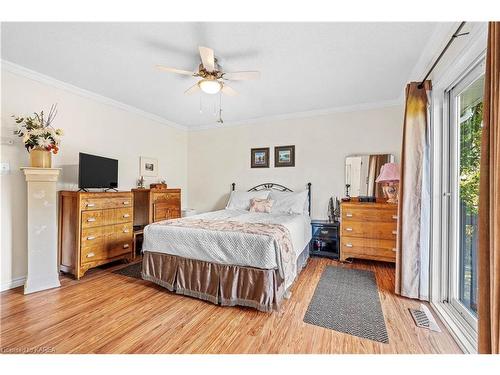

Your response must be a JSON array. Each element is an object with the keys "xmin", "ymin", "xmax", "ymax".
[
  {"xmin": 1, "ymin": 60, "xmax": 187, "ymax": 131},
  {"xmin": 189, "ymin": 98, "xmax": 403, "ymax": 131}
]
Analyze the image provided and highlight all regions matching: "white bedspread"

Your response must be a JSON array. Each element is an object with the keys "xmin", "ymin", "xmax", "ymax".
[{"xmin": 142, "ymin": 209, "xmax": 312, "ymax": 271}]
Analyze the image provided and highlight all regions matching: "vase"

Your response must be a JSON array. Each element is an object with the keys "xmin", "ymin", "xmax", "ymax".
[{"xmin": 30, "ymin": 148, "xmax": 52, "ymax": 168}]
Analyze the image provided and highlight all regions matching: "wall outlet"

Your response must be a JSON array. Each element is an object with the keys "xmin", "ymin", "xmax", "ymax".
[{"xmin": 0, "ymin": 161, "xmax": 11, "ymax": 175}]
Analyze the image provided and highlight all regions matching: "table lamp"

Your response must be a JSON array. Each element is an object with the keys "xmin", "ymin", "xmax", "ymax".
[{"xmin": 376, "ymin": 163, "xmax": 400, "ymax": 204}]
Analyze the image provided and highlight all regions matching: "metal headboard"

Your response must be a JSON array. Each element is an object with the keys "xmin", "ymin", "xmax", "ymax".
[{"xmin": 231, "ymin": 182, "xmax": 312, "ymax": 216}]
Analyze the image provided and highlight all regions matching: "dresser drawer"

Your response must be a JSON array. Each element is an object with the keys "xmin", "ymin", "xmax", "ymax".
[
  {"xmin": 114, "ymin": 223, "xmax": 133, "ymax": 241},
  {"xmin": 81, "ymin": 227, "xmax": 105, "ymax": 248},
  {"xmin": 342, "ymin": 207, "xmax": 398, "ymax": 222},
  {"xmin": 153, "ymin": 203, "xmax": 180, "ymax": 222},
  {"xmin": 342, "ymin": 221, "xmax": 397, "ymax": 240},
  {"xmin": 81, "ymin": 244, "xmax": 107, "ymax": 263},
  {"xmin": 341, "ymin": 237, "xmax": 396, "ymax": 262},
  {"xmin": 80, "ymin": 198, "xmax": 104, "ymax": 211},
  {"xmin": 153, "ymin": 192, "xmax": 180, "ymax": 203},
  {"xmin": 107, "ymin": 239, "xmax": 133, "ymax": 258},
  {"xmin": 109, "ymin": 197, "xmax": 133, "ymax": 209},
  {"xmin": 81, "ymin": 210, "xmax": 106, "ymax": 228},
  {"xmin": 115, "ymin": 207, "xmax": 133, "ymax": 223}
]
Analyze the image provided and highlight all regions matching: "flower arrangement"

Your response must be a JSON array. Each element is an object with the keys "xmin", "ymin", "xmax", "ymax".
[{"xmin": 13, "ymin": 104, "xmax": 63, "ymax": 154}]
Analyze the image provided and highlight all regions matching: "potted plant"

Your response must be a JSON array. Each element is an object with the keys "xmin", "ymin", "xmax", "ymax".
[{"xmin": 13, "ymin": 104, "xmax": 63, "ymax": 168}]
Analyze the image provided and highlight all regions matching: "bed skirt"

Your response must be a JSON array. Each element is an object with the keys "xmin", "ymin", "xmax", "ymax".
[{"xmin": 141, "ymin": 246, "xmax": 309, "ymax": 312}]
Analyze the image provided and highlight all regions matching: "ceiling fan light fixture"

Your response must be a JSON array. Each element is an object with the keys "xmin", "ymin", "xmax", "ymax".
[{"xmin": 198, "ymin": 79, "xmax": 222, "ymax": 94}]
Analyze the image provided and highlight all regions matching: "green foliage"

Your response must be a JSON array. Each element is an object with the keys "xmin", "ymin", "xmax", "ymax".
[{"xmin": 459, "ymin": 101, "xmax": 482, "ymax": 215}]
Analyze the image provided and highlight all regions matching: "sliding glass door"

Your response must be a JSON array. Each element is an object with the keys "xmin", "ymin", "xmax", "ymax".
[{"xmin": 446, "ymin": 61, "xmax": 484, "ymax": 332}]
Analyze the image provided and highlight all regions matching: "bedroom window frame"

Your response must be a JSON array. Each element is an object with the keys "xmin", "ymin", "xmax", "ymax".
[
  {"xmin": 430, "ymin": 50, "xmax": 486, "ymax": 355},
  {"xmin": 439, "ymin": 59, "xmax": 484, "ymax": 342}
]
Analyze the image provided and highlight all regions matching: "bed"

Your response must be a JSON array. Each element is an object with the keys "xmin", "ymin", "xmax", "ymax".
[{"xmin": 141, "ymin": 182, "xmax": 312, "ymax": 312}]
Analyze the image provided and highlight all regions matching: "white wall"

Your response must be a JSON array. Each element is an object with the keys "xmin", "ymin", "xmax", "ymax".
[
  {"xmin": 187, "ymin": 105, "xmax": 404, "ymax": 219},
  {"xmin": 1, "ymin": 68, "xmax": 188, "ymax": 290}
]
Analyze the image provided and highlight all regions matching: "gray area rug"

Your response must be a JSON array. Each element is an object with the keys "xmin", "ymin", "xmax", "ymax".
[
  {"xmin": 303, "ymin": 266, "xmax": 389, "ymax": 343},
  {"xmin": 112, "ymin": 262, "xmax": 142, "ymax": 279}
]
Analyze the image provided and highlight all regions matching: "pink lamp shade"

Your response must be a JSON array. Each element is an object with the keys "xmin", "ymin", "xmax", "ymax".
[{"xmin": 376, "ymin": 163, "xmax": 400, "ymax": 183}]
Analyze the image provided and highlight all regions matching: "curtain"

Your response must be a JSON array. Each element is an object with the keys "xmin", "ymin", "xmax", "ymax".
[
  {"xmin": 396, "ymin": 81, "xmax": 432, "ymax": 300},
  {"xmin": 478, "ymin": 22, "xmax": 500, "ymax": 354}
]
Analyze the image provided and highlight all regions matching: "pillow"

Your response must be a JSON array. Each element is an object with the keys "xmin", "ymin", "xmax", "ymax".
[
  {"xmin": 269, "ymin": 190, "xmax": 309, "ymax": 215},
  {"xmin": 249, "ymin": 198, "xmax": 274, "ymax": 213},
  {"xmin": 226, "ymin": 190, "xmax": 270, "ymax": 210}
]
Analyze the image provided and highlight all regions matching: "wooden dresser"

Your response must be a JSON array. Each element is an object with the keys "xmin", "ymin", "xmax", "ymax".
[
  {"xmin": 340, "ymin": 201, "xmax": 398, "ymax": 263},
  {"xmin": 132, "ymin": 188, "xmax": 181, "ymax": 226},
  {"xmin": 58, "ymin": 191, "xmax": 134, "ymax": 279}
]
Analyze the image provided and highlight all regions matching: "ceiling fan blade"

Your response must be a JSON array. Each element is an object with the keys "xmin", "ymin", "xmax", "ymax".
[
  {"xmin": 223, "ymin": 71, "xmax": 260, "ymax": 81},
  {"xmin": 222, "ymin": 85, "xmax": 238, "ymax": 96},
  {"xmin": 184, "ymin": 83, "xmax": 201, "ymax": 95},
  {"xmin": 199, "ymin": 46, "xmax": 215, "ymax": 72},
  {"xmin": 156, "ymin": 65, "xmax": 196, "ymax": 76}
]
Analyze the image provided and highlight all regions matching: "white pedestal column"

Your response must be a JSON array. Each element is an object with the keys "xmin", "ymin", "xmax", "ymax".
[{"xmin": 21, "ymin": 167, "xmax": 61, "ymax": 294}]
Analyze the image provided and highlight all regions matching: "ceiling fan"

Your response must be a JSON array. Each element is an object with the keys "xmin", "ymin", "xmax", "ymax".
[{"xmin": 156, "ymin": 46, "xmax": 260, "ymax": 96}]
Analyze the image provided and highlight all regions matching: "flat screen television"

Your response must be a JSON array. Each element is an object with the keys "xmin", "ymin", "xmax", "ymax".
[{"xmin": 78, "ymin": 152, "xmax": 118, "ymax": 189}]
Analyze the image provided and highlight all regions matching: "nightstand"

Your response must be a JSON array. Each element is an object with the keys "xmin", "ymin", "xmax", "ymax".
[{"xmin": 309, "ymin": 220, "xmax": 340, "ymax": 260}]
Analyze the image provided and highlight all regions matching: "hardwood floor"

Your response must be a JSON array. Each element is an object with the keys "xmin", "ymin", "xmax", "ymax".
[{"xmin": 0, "ymin": 257, "xmax": 461, "ymax": 354}]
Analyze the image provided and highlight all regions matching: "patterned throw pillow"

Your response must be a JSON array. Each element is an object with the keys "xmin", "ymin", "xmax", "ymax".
[{"xmin": 249, "ymin": 198, "xmax": 274, "ymax": 213}]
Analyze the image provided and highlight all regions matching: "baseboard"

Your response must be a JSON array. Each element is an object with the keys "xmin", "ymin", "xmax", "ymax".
[{"xmin": 1, "ymin": 276, "xmax": 26, "ymax": 292}]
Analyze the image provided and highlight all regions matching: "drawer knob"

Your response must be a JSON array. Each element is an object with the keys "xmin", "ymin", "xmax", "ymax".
[
  {"xmin": 123, "ymin": 244, "xmax": 129, "ymax": 249},
  {"xmin": 87, "ymin": 252, "xmax": 95, "ymax": 258},
  {"xmin": 87, "ymin": 218, "xmax": 96, "ymax": 222},
  {"xmin": 86, "ymin": 203, "xmax": 95, "ymax": 207},
  {"xmin": 123, "ymin": 214, "xmax": 130, "ymax": 218},
  {"xmin": 86, "ymin": 236, "xmax": 96, "ymax": 240},
  {"xmin": 392, "ymin": 248, "xmax": 397, "ymax": 252},
  {"xmin": 392, "ymin": 215, "xmax": 398, "ymax": 220},
  {"xmin": 346, "ymin": 213, "xmax": 353, "ymax": 217},
  {"xmin": 345, "ymin": 243, "xmax": 353, "ymax": 248},
  {"xmin": 123, "ymin": 229, "xmax": 130, "ymax": 233},
  {"xmin": 392, "ymin": 230, "xmax": 397, "ymax": 235},
  {"xmin": 320, "ymin": 230, "xmax": 329, "ymax": 235},
  {"xmin": 346, "ymin": 227, "xmax": 353, "ymax": 231},
  {"xmin": 123, "ymin": 201, "xmax": 130, "ymax": 205}
]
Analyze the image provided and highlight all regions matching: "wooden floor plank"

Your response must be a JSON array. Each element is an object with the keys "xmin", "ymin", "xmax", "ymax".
[{"xmin": 0, "ymin": 257, "xmax": 462, "ymax": 354}]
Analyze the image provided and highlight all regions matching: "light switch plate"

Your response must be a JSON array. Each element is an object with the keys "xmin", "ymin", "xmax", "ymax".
[{"xmin": 0, "ymin": 161, "xmax": 11, "ymax": 175}]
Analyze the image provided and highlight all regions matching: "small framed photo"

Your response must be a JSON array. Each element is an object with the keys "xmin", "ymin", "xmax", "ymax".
[
  {"xmin": 251, "ymin": 147, "xmax": 270, "ymax": 168},
  {"xmin": 140, "ymin": 156, "xmax": 158, "ymax": 177},
  {"xmin": 274, "ymin": 145, "xmax": 295, "ymax": 167}
]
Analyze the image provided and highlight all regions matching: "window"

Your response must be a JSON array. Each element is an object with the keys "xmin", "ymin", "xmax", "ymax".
[{"xmin": 438, "ymin": 59, "xmax": 484, "ymax": 349}]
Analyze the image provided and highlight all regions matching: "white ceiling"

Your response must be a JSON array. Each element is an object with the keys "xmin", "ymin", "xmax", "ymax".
[{"xmin": 1, "ymin": 22, "xmax": 441, "ymax": 128}]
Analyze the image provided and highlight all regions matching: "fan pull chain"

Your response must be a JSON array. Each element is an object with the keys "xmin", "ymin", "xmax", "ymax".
[{"xmin": 199, "ymin": 94, "xmax": 203, "ymax": 114}]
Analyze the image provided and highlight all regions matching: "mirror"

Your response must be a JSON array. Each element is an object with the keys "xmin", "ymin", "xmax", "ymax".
[{"xmin": 345, "ymin": 154, "xmax": 395, "ymax": 197}]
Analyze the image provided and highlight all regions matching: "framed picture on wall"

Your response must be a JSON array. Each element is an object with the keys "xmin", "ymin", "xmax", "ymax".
[
  {"xmin": 140, "ymin": 156, "xmax": 158, "ymax": 177},
  {"xmin": 274, "ymin": 145, "xmax": 295, "ymax": 167},
  {"xmin": 251, "ymin": 148, "xmax": 270, "ymax": 168}
]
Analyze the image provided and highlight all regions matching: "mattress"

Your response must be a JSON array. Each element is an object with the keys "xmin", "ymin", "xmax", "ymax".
[{"xmin": 142, "ymin": 209, "xmax": 312, "ymax": 271}]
